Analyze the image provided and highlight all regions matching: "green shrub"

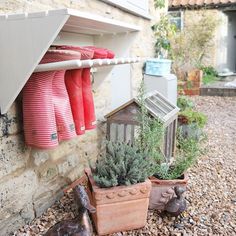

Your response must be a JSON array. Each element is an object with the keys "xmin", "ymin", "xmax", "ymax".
[
  {"xmin": 152, "ymin": 15, "xmax": 176, "ymax": 58},
  {"xmin": 179, "ymin": 109, "xmax": 207, "ymax": 128},
  {"xmin": 177, "ymin": 96, "xmax": 194, "ymax": 111},
  {"xmin": 91, "ymin": 142, "xmax": 153, "ymax": 188},
  {"xmin": 154, "ymin": 0, "xmax": 165, "ymax": 9},
  {"xmin": 202, "ymin": 74, "xmax": 217, "ymax": 85},
  {"xmin": 200, "ymin": 66, "xmax": 218, "ymax": 85},
  {"xmin": 154, "ymin": 136, "xmax": 200, "ymax": 180},
  {"xmin": 200, "ymin": 65, "xmax": 218, "ymax": 77},
  {"xmin": 136, "ymin": 83, "xmax": 200, "ymax": 180},
  {"xmin": 136, "ymin": 82, "xmax": 165, "ymax": 164}
]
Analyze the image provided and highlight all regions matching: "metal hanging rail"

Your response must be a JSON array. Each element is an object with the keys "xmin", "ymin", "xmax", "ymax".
[{"xmin": 34, "ymin": 57, "xmax": 143, "ymax": 72}]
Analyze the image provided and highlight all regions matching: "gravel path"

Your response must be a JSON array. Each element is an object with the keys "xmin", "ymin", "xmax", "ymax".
[{"xmin": 14, "ymin": 96, "xmax": 236, "ymax": 236}]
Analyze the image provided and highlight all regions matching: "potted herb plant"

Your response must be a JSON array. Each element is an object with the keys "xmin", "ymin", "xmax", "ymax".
[
  {"xmin": 148, "ymin": 135, "xmax": 199, "ymax": 210},
  {"xmin": 136, "ymin": 85, "xmax": 201, "ymax": 211},
  {"xmin": 177, "ymin": 96, "xmax": 207, "ymax": 140},
  {"xmin": 85, "ymin": 141, "xmax": 153, "ymax": 235}
]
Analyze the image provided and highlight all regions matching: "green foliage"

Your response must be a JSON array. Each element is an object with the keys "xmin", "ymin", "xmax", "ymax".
[
  {"xmin": 200, "ymin": 66, "xmax": 218, "ymax": 77},
  {"xmin": 177, "ymin": 96, "xmax": 194, "ymax": 111},
  {"xmin": 136, "ymin": 82, "xmax": 165, "ymax": 164},
  {"xmin": 154, "ymin": 0, "xmax": 165, "ymax": 9},
  {"xmin": 179, "ymin": 109, "xmax": 207, "ymax": 128},
  {"xmin": 155, "ymin": 135, "xmax": 200, "ymax": 180},
  {"xmin": 199, "ymin": 66, "xmax": 219, "ymax": 85},
  {"xmin": 134, "ymin": 83, "xmax": 206, "ymax": 180},
  {"xmin": 136, "ymin": 83, "xmax": 199, "ymax": 180},
  {"xmin": 152, "ymin": 15, "xmax": 177, "ymax": 58},
  {"xmin": 202, "ymin": 74, "xmax": 218, "ymax": 85},
  {"xmin": 92, "ymin": 141, "xmax": 153, "ymax": 188}
]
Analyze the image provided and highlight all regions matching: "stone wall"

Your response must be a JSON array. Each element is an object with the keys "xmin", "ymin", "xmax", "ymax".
[{"xmin": 0, "ymin": 0, "xmax": 162, "ymax": 235}]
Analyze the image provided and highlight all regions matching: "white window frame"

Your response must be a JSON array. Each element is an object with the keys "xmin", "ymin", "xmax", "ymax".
[
  {"xmin": 100, "ymin": 0, "xmax": 151, "ymax": 19},
  {"xmin": 168, "ymin": 11, "xmax": 184, "ymax": 31}
]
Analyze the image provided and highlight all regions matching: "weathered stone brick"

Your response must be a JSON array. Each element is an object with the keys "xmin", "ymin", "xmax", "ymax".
[
  {"xmin": 48, "ymin": 138, "xmax": 78, "ymax": 161},
  {"xmin": 57, "ymin": 153, "xmax": 80, "ymax": 175},
  {"xmin": 0, "ymin": 134, "xmax": 30, "ymax": 179},
  {"xmin": 33, "ymin": 178, "xmax": 67, "ymax": 217},
  {"xmin": 0, "ymin": 201, "xmax": 34, "ymax": 236},
  {"xmin": 0, "ymin": 101, "xmax": 23, "ymax": 137},
  {"xmin": 38, "ymin": 164, "xmax": 59, "ymax": 181},
  {"xmin": 0, "ymin": 170, "xmax": 37, "ymax": 221},
  {"xmin": 0, "ymin": 213, "xmax": 26, "ymax": 236},
  {"xmin": 65, "ymin": 165, "xmax": 85, "ymax": 182},
  {"xmin": 32, "ymin": 149, "xmax": 50, "ymax": 166}
]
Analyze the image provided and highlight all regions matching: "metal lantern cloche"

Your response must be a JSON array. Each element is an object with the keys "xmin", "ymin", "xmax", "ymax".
[{"xmin": 105, "ymin": 91, "xmax": 179, "ymax": 160}]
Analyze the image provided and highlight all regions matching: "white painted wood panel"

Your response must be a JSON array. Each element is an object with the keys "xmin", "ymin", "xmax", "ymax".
[{"xmin": 100, "ymin": 0, "xmax": 150, "ymax": 19}]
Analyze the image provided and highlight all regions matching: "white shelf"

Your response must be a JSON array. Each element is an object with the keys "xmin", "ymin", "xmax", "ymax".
[
  {"xmin": 34, "ymin": 57, "xmax": 142, "ymax": 72},
  {"xmin": 0, "ymin": 8, "xmax": 141, "ymax": 114}
]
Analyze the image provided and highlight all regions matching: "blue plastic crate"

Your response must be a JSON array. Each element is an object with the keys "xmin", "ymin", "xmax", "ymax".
[{"xmin": 145, "ymin": 59, "xmax": 172, "ymax": 76}]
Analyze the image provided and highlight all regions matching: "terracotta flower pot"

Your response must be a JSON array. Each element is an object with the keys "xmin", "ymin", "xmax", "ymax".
[
  {"xmin": 85, "ymin": 169, "xmax": 151, "ymax": 235},
  {"xmin": 149, "ymin": 174, "xmax": 188, "ymax": 210}
]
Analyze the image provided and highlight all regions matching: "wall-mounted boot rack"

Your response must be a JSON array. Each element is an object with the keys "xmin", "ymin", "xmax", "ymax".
[
  {"xmin": 0, "ymin": 8, "xmax": 141, "ymax": 114},
  {"xmin": 34, "ymin": 57, "xmax": 143, "ymax": 72}
]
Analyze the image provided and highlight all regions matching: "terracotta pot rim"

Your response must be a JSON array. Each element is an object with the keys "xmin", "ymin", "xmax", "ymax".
[{"xmin": 149, "ymin": 173, "xmax": 188, "ymax": 185}]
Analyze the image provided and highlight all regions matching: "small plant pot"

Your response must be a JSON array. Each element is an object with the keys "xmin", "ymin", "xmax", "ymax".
[
  {"xmin": 178, "ymin": 123, "xmax": 202, "ymax": 140},
  {"xmin": 85, "ymin": 169, "xmax": 151, "ymax": 235},
  {"xmin": 148, "ymin": 174, "xmax": 188, "ymax": 210}
]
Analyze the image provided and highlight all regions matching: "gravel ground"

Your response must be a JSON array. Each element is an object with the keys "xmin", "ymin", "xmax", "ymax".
[{"xmin": 14, "ymin": 96, "xmax": 236, "ymax": 236}]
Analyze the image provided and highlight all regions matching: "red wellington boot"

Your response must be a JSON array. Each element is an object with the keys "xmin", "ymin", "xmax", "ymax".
[
  {"xmin": 64, "ymin": 69, "xmax": 85, "ymax": 135},
  {"xmin": 83, "ymin": 46, "xmax": 115, "ymax": 59},
  {"xmin": 56, "ymin": 45, "xmax": 97, "ymax": 132},
  {"xmin": 81, "ymin": 68, "xmax": 96, "ymax": 130},
  {"xmin": 82, "ymin": 46, "xmax": 115, "ymax": 129},
  {"xmin": 23, "ymin": 50, "xmax": 81, "ymax": 148}
]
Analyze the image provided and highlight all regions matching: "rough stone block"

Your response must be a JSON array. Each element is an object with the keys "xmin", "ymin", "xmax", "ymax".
[
  {"xmin": 0, "ymin": 202, "xmax": 34, "ymax": 235},
  {"xmin": 32, "ymin": 149, "xmax": 50, "ymax": 166},
  {"xmin": 48, "ymin": 138, "xmax": 78, "ymax": 162},
  {"xmin": 38, "ymin": 164, "xmax": 59, "ymax": 181},
  {"xmin": 65, "ymin": 165, "xmax": 85, "ymax": 182},
  {"xmin": 0, "ymin": 101, "xmax": 23, "ymax": 137},
  {"xmin": 0, "ymin": 213, "xmax": 26, "ymax": 236},
  {"xmin": 57, "ymin": 153, "xmax": 80, "ymax": 175},
  {"xmin": 0, "ymin": 134, "xmax": 30, "ymax": 179},
  {"xmin": 0, "ymin": 170, "xmax": 37, "ymax": 221},
  {"xmin": 33, "ymin": 178, "xmax": 67, "ymax": 217}
]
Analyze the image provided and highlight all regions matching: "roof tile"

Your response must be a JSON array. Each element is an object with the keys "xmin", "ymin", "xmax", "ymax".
[{"xmin": 169, "ymin": 0, "xmax": 236, "ymax": 7}]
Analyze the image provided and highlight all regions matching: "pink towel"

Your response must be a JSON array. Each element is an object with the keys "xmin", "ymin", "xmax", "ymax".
[{"xmin": 23, "ymin": 50, "xmax": 81, "ymax": 149}]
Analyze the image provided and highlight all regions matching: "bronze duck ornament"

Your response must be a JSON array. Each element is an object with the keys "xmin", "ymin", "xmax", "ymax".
[
  {"xmin": 165, "ymin": 186, "xmax": 187, "ymax": 216},
  {"xmin": 44, "ymin": 185, "xmax": 96, "ymax": 236}
]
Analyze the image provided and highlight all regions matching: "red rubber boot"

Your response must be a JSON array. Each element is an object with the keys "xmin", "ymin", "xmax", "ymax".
[
  {"xmin": 81, "ymin": 67, "xmax": 96, "ymax": 130},
  {"xmin": 82, "ymin": 46, "xmax": 115, "ymax": 130},
  {"xmin": 51, "ymin": 50, "xmax": 81, "ymax": 141},
  {"xmin": 83, "ymin": 46, "xmax": 115, "ymax": 59},
  {"xmin": 23, "ymin": 50, "xmax": 81, "ymax": 148},
  {"xmin": 64, "ymin": 69, "xmax": 85, "ymax": 135},
  {"xmin": 56, "ymin": 45, "xmax": 97, "ymax": 132}
]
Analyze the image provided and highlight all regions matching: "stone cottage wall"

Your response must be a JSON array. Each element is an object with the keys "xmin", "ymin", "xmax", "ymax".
[{"xmin": 0, "ymin": 0, "xmax": 162, "ymax": 235}]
